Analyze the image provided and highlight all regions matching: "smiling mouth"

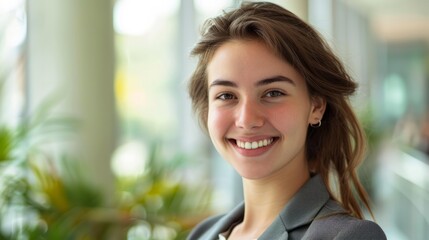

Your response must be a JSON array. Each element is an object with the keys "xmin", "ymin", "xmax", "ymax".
[{"xmin": 234, "ymin": 138, "xmax": 276, "ymax": 150}]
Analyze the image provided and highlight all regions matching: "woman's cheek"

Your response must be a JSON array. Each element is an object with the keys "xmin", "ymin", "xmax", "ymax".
[
  {"xmin": 208, "ymin": 108, "xmax": 229, "ymax": 138},
  {"xmin": 207, "ymin": 107, "xmax": 218, "ymax": 136}
]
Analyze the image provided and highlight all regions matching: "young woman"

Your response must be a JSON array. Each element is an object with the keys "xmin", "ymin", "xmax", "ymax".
[{"xmin": 187, "ymin": 2, "xmax": 386, "ymax": 239}]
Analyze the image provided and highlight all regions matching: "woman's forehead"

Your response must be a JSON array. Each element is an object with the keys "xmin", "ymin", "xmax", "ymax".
[{"xmin": 206, "ymin": 40, "xmax": 305, "ymax": 88}]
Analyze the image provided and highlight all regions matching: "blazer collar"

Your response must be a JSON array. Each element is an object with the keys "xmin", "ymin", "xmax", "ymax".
[
  {"xmin": 202, "ymin": 174, "xmax": 329, "ymax": 240},
  {"xmin": 201, "ymin": 202, "xmax": 245, "ymax": 239},
  {"xmin": 279, "ymin": 174, "xmax": 330, "ymax": 230},
  {"xmin": 259, "ymin": 174, "xmax": 330, "ymax": 239}
]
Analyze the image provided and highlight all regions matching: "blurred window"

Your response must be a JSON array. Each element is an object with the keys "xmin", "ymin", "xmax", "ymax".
[
  {"xmin": 0, "ymin": 0, "xmax": 26, "ymax": 127},
  {"xmin": 113, "ymin": 0, "xmax": 180, "ymax": 144},
  {"xmin": 383, "ymin": 73, "xmax": 407, "ymax": 119}
]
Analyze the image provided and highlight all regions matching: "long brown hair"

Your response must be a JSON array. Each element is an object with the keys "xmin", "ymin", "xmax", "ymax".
[{"xmin": 188, "ymin": 1, "xmax": 372, "ymax": 219}]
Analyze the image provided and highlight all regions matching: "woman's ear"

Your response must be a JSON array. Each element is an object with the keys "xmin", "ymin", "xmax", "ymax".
[{"xmin": 309, "ymin": 96, "xmax": 326, "ymax": 125}]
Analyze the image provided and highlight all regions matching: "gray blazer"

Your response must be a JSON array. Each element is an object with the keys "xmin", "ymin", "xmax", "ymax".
[{"xmin": 187, "ymin": 175, "xmax": 386, "ymax": 240}]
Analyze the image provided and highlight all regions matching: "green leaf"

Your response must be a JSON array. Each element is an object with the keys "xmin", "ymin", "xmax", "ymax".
[
  {"xmin": 0, "ymin": 126, "xmax": 15, "ymax": 162},
  {"xmin": 60, "ymin": 157, "xmax": 103, "ymax": 208}
]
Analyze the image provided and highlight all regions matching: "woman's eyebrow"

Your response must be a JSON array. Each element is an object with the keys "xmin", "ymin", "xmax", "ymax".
[
  {"xmin": 208, "ymin": 76, "xmax": 295, "ymax": 89},
  {"xmin": 209, "ymin": 79, "xmax": 237, "ymax": 89},
  {"xmin": 256, "ymin": 76, "xmax": 296, "ymax": 86}
]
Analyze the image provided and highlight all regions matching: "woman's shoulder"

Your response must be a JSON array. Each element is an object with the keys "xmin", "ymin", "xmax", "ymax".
[
  {"xmin": 307, "ymin": 214, "xmax": 386, "ymax": 239},
  {"xmin": 304, "ymin": 200, "xmax": 386, "ymax": 239},
  {"xmin": 335, "ymin": 218, "xmax": 386, "ymax": 239}
]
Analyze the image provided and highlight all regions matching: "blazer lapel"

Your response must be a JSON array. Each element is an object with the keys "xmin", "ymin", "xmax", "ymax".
[
  {"xmin": 199, "ymin": 175, "xmax": 330, "ymax": 240},
  {"xmin": 200, "ymin": 203, "xmax": 245, "ymax": 240},
  {"xmin": 281, "ymin": 175, "xmax": 330, "ymax": 230},
  {"xmin": 258, "ymin": 175, "xmax": 330, "ymax": 239},
  {"xmin": 258, "ymin": 217, "xmax": 289, "ymax": 240}
]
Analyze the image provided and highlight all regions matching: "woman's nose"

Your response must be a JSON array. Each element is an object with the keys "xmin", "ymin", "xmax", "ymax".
[{"xmin": 235, "ymin": 100, "xmax": 264, "ymax": 129}]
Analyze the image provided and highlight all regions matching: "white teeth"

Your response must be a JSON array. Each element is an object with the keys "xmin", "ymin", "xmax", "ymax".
[{"xmin": 236, "ymin": 138, "xmax": 274, "ymax": 150}]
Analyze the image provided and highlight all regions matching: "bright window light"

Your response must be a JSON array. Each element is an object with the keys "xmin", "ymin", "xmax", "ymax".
[
  {"xmin": 114, "ymin": 0, "xmax": 179, "ymax": 36},
  {"xmin": 0, "ymin": 0, "xmax": 25, "ymax": 15},
  {"xmin": 111, "ymin": 141, "xmax": 148, "ymax": 178},
  {"xmin": 194, "ymin": 0, "xmax": 233, "ymax": 17}
]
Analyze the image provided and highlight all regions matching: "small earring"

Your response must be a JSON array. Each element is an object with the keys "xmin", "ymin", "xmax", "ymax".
[{"xmin": 310, "ymin": 119, "xmax": 322, "ymax": 128}]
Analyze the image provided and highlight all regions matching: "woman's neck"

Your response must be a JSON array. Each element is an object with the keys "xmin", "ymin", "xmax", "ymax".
[{"xmin": 231, "ymin": 165, "xmax": 310, "ymax": 239}]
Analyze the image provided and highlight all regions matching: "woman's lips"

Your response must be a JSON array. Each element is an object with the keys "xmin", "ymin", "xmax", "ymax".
[
  {"xmin": 228, "ymin": 137, "xmax": 279, "ymax": 157},
  {"xmin": 236, "ymin": 137, "xmax": 274, "ymax": 149}
]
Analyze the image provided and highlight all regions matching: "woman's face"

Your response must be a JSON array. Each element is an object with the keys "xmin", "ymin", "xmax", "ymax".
[{"xmin": 206, "ymin": 40, "xmax": 324, "ymax": 180}]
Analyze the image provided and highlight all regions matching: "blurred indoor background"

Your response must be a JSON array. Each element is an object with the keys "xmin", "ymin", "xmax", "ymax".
[{"xmin": 0, "ymin": 0, "xmax": 428, "ymax": 239}]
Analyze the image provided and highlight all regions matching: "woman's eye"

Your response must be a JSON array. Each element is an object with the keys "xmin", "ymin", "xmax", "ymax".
[
  {"xmin": 217, "ymin": 93, "xmax": 236, "ymax": 100},
  {"xmin": 264, "ymin": 90, "xmax": 285, "ymax": 98}
]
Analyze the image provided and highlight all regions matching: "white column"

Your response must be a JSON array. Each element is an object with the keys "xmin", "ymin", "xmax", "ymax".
[
  {"xmin": 177, "ymin": 0, "xmax": 201, "ymax": 153},
  {"xmin": 26, "ymin": 0, "xmax": 116, "ymax": 204},
  {"xmin": 309, "ymin": 0, "xmax": 334, "ymax": 44}
]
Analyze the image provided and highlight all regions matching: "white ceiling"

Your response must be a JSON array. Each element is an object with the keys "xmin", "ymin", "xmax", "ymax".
[{"xmin": 343, "ymin": 0, "xmax": 429, "ymax": 43}]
